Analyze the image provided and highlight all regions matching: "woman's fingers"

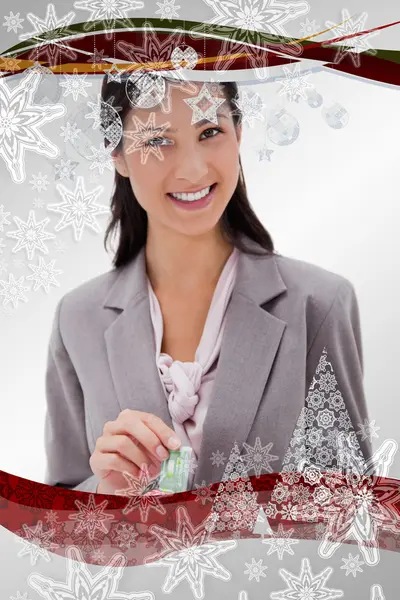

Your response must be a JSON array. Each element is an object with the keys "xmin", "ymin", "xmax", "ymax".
[{"xmin": 95, "ymin": 434, "xmax": 160, "ymax": 476}]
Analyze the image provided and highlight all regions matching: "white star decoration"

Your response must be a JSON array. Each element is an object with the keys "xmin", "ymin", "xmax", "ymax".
[
  {"xmin": 116, "ymin": 464, "xmax": 167, "ymax": 522},
  {"xmin": 145, "ymin": 505, "xmax": 237, "ymax": 599},
  {"xmin": 0, "ymin": 273, "xmax": 29, "ymax": 308},
  {"xmin": 183, "ymin": 83, "xmax": 226, "ymax": 125},
  {"xmin": 0, "ymin": 71, "xmax": 65, "ymax": 183},
  {"xmin": 124, "ymin": 111, "xmax": 172, "ymax": 164},
  {"xmin": 69, "ymin": 493, "xmax": 114, "ymax": 540},
  {"xmin": 26, "ymin": 256, "xmax": 62, "ymax": 293},
  {"xmin": 6, "ymin": 210, "xmax": 55, "ymax": 260},
  {"xmin": 270, "ymin": 557, "xmax": 343, "ymax": 600},
  {"xmin": 15, "ymin": 520, "xmax": 55, "ymax": 566},
  {"xmin": 47, "ymin": 176, "xmax": 109, "ymax": 242},
  {"xmin": 28, "ymin": 545, "xmax": 154, "ymax": 600}
]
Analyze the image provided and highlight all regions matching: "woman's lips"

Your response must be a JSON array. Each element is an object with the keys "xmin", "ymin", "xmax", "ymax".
[{"xmin": 167, "ymin": 183, "xmax": 217, "ymax": 211}]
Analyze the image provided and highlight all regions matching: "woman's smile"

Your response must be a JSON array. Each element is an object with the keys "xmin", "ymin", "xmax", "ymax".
[{"xmin": 166, "ymin": 183, "xmax": 217, "ymax": 211}]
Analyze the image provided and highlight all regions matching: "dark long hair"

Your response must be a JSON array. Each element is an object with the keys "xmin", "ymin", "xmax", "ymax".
[{"xmin": 101, "ymin": 74, "xmax": 276, "ymax": 268}]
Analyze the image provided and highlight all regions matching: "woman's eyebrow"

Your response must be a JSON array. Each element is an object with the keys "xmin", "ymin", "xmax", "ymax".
[{"xmin": 152, "ymin": 113, "xmax": 229, "ymax": 134}]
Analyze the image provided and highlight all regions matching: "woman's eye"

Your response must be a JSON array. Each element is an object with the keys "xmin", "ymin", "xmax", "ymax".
[
  {"xmin": 144, "ymin": 127, "xmax": 222, "ymax": 148},
  {"xmin": 201, "ymin": 127, "xmax": 222, "ymax": 139}
]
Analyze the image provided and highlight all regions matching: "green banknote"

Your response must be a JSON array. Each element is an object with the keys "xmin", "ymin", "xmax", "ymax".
[{"xmin": 158, "ymin": 446, "xmax": 193, "ymax": 494}]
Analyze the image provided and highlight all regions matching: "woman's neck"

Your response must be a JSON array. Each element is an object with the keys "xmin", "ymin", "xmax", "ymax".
[{"xmin": 145, "ymin": 226, "xmax": 234, "ymax": 295}]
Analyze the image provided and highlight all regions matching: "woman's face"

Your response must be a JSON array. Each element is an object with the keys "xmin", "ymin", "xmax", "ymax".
[{"xmin": 112, "ymin": 81, "xmax": 242, "ymax": 239}]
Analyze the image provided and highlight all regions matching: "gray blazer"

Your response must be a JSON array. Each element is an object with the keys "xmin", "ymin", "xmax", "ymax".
[{"xmin": 44, "ymin": 235, "xmax": 372, "ymax": 493}]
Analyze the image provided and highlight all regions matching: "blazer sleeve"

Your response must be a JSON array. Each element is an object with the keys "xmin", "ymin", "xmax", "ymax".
[
  {"xmin": 43, "ymin": 297, "xmax": 100, "ymax": 493},
  {"xmin": 306, "ymin": 278, "xmax": 373, "ymax": 466}
]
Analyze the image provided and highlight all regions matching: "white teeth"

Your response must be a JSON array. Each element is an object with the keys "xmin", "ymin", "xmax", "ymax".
[{"xmin": 170, "ymin": 185, "xmax": 211, "ymax": 202}]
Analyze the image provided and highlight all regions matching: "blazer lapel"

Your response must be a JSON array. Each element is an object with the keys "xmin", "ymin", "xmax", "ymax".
[
  {"xmin": 193, "ymin": 241, "xmax": 288, "ymax": 487},
  {"xmin": 103, "ymin": 245, "xmax": 174, "ymax": 431}
]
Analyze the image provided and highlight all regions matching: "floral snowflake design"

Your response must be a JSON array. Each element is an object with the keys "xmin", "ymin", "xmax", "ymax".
[
  {"xmin": 28, "ymin": 545, "xmax": 154, "ymax": 600},
  {"xmin": 6, "ymin": 210, "xmax": 55, "ymax": 260},
  {"xmin": 210, "ymin": 449, "xmax": 227, "ymax": 467},
  {"xmin": 242, "ymin": 436, "xmax": 279, "ymax": 476},
  {"xmin": 10, "ymin": 593, "xmax": 30, "ymax": 600},
  {"xmin": 18, "ymin": 4, "xmax": 77, "ymax": 67},
  {"xmin": 155, "ymin": 0, "xmax": 181, "ymax": 21},
  {"xmin": 0, "ymin": 70, "xmax": 65, "ymax": 183},
  {"xmin": 74, "ymin": 0, "xmax": 144, "ymax": 39},
  {"xmin": 357, "ymin": 418, "xmax": 380, "ymax": 443},
  {"xmin": 194, "ymin": 0, "xmax": 309, "ymax": 55},
  {"xmin": 33, "ymin": 197, "xmax": 45, "ymax": 209},
  {"xmin": 299, "ymin": 17, "xmax": 321, "ymax": 37},
  {"xmin": 47, "ymin": 176, "xmax": 109, "ymax": 242},
  {"xmin": 15, "ymin": 520, "xmax": 56, "ymax": 566},
  {"xmin": 0, "ymin": 273, "xmax": 29, "ymax": 308},
  {"xmin": 30, "ymin": 172, "xmax": 49, "ymax": 193},
  {"xmin": 86, "ymin": 144, "xmax": 114, "ymax": 175},
  {"xmin": 60, "ymin": 121, "xmax": 81, "ymax": 143},
  {"xmin": 232, "ymin": 90, "xmax": 266, "ymax": 128},
  {"xmin": 123, "ymin": 111, "xmax": 172, "ymax": 164},
  {"xmin": 0, "ymin": 205, "xmax": 11, "ymax": 231},
  {"xmin": 270, "ymin": 557, "xmax": 343, "ymax": 600},
  {"xmin": 115, "ymin": 465, "xmax": 167, "ymax": 522},
  {"xmin": 278, "ymin": 63, "xmax": 314, "ymax": 102},
  {"xmin": 145, "ymin": 505, "xmax": 237, "ymax": 599},
  {"xmin": 322, "ymin": 8, "xmax": 380, "ymax": 68},
  {"xmin": 68, "ymin": 493, "xmax": 114, "ymax": 540},
  {"xmin": 54, "ymin": 157, "xmax": 79, "ymax": 181},
  {"xmin": 109, "ymin": 520, "xmax": 139, "ymax": 551},
  {"xmin": 26, "ymin": 256, "xmax": 62, "ymax": 293},
  {"xmin": 244, "ymin": 558, "xmax": 268, "ymax": 582},
  {"xmin": 340, "ymin": 552, "xmax": 364, "ymax": 577},
  {"xmin": 262, "ymin": 522, "xmax": 299, "ymax": 559},
  {"xmin": 3, "ymin": 11, "xmax": 24, "ymax": 33},
  {"xmin": 60, "ymin": 68, "xmax": 92, "ymax": 102},
  {"xmin": 191, "ymin": 480, "xmax": 216, "ymax": 505}
]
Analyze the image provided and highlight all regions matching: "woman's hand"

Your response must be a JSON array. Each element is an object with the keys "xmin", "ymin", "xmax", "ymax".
[{"xmin": 90, "ymin": 409, "xmax": 182, "ymax": 495}]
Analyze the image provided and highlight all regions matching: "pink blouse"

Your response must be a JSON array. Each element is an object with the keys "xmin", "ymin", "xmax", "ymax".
[{"xmin": 147, "ymin": 246, "xmax": 239, "ymax": 489}]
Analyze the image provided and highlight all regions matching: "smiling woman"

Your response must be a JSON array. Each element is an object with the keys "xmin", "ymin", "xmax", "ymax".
[{"xmin": 42, "ymin": 72, "xmax": 373, "ymax": 496}]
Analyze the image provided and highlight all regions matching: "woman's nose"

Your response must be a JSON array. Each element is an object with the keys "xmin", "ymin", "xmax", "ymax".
[{"xmin": 173, "ymin": 145, "xmax": 209, "ymax": 182}]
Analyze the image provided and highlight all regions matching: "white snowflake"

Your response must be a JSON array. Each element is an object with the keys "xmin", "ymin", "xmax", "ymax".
[
  {"xmin": 242, "ymin": 437, "xmax": 279, "ymax": 477},
  {"xmin": 191, "ymin": 480, "xmax": 216, "ymax": 505},
  {"xmin": 6, "ymin": 210, "xmax": 55, "ymax": 260},
  {"xmin": 54, "ymin": 157, "xmax": 79, "ymax": 181},
  {"xmin": 202, "ymin": 0, "xmax": 310, "ymax": 43},
  {"xmin": 26, "ymin": 256, "xmax": 62, "ymax": 293},
  {"xmin": 357, "ymin": 418, "xmax": 380, "ymax": 443},
  {"xmin": 60, "ymin": 121, "xmax": 81, "ymax": 143},
  {"xmin": 33, "ymin": 198, "xmax": 45, "ymax": 209},
  {"xmin": 48, "ymin": 176, "xmax": 109, "ymax": 242},
  {"xmin": 10, "ymin": 592, "xmax": 31, "ymax": 600},
  {"xmin": 60, "ymin": 68, "xmax": 92, "ymax": 102},
  {"xmin": 13, "ymin": 258, "xmax": 25, "ymax": 269},
  {"xmin": 299, "ymin": 17, "xmax": 321, "ymax": 37},
  {"xmin": 73, "ymin": 0, "xmax": 144, "ymax": 23},
  {"xmin": 105, "ymin": 63, "xmax": 124, "ymax": 83},
  {"xmin": 233, "ymin": 90, "xmax": 266, "ymax": 127},
  {"xmin": 145, "ymin": 505, "xmax": 237, "ymax": 599},
  {"xmin": 69, "ymin": 493, "xmax": 114, "ymax": 540},
  {"xmin": 123, "ymin": 111, "xmax": 172, "ymax": 165},
  {"xmin": 340, "ymin": 552, "xmax": 364, "ymax": 577},
  {"xmin": 53, "ymin": 238, "xmax": 67, "ymax": 253},
  {"xmin": 28, "ymin": 545, "xmax": 154, "ymax": 600},
  {"xmin": 279, "ymin": 63, "xmax": 314, "ymax": 102},
  {"xmin": 271, "ymin": 557, "xmax": 343, "ymax": 600},
  {"xmin": 115, "ymin": 465, "xmax": 167, "ymax": 522},
  {"xmin": 155, "ymin": 0, "xmax": 181, "ymax": 21},
  {"xmin": 0, "ymin": 273, "xmax": 29, "ymax": 308},
  {"xmin": 91, "ymin": 548, "xmax": 107, "ymax": 563},
  {"xmin": 0, "ymin": 205, "xmax": 11, "ymax": 231},
  {"xmin": 244, "ymin": 558, "xmax": 268, "ymax": 582},
  {"xmin": 0, "ymin": 70, "xmax": 65, "ymax": 184},
  {"xmin": 18, "ymin": 4, "xmax": 77, "ymax": 66},
  {"xmin": 210, "ymin": 449, "xmax": 227, "ymax": 467},
  {"xmin": 15, "ymin": 520, "xmax": 55, "ymax": 566},
  {"xmin": 0, "ymin": 257, "xmax": 8, "ymax": 274},
  {"xmin": 30, "ymin": 172, "xmax": 49, "ymax": 192},
  {"xmin": 86, "ymin": 144, "xmax": 114, "ymax": 175},
  {"xmin": 3, "ymin": 11, "xmax": 24, "ymax": 33},
  {"xmin": 261, "ymin": 522, "xmax": 299, "ymax": 560},
  {"xmin": 323, "ymin": 9, "xmax": 380, "ymax": 68}
]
